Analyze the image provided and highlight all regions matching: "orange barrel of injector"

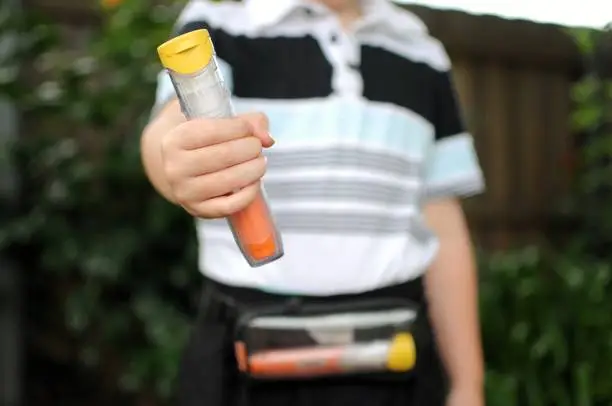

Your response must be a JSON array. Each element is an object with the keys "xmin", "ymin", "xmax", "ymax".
[
  {"xmin": 157, "ymin": 29, "xmax": 284, "ymax": 267},
  {"xmin": 240, "ymin": 333, "xmax": 417, "ymax": 378}
]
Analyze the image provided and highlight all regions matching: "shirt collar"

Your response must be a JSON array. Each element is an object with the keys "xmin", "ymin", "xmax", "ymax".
[
  {"xmin": 245, "ymin": 0, "xmax": 408, "ymax": 34},
  {"xmin": 245, "ymin": 0, "xmax": 302, "ymax": 30}
]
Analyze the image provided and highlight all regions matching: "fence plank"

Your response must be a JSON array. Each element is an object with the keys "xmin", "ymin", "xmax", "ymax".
[
  {"xmin": 517, "ymin": 69, "xmax": 546, "ymax": 223},
  {"xmin": 545, "ymin": 73, "xmax": 574, "ymax": 201},
  {"xmin": 481, "ymin": 64, "xmax": 511, "ymax": 247}
]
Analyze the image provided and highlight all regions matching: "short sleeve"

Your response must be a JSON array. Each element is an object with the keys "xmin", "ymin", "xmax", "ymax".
[
  {"xmin": 423, "ymin": 62, "xmax": 485, "ymax": 201},
  {"xmin": 149, "ymin": 0, "xmax": 234, "ymax": 119}
]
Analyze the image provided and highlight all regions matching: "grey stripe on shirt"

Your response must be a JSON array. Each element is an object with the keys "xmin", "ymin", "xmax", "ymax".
[
  {"xmin": 205, "ymin": 211, "xmax": 434, "ymax": 237},
  {"xmin": 263, "ymin": 179, "xmax": 418, "ymax": 205},
  {"xmin": 266, "ymin": 147, "xmax": 422, "ymax": 178}
]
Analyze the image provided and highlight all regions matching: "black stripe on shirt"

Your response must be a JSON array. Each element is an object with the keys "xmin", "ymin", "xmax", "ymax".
[
  {"xmin": 173, "ymin": 18, "xmax": 465, "ymax": 138},
  {"xmin": 174, "ymin": 20, "xmax": 334, "ymax": 99},
  {"xmin": 360, "ymin": 44, "xmax": 435, "ymax": 127},
  {"xmin": 433, "ymin": 71, "xmax": 466, "ymax": 140}
]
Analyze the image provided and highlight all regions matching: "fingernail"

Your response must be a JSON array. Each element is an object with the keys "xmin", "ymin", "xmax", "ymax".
[{"xmin": 268, "ymin": 132, "xmax": 275, "ymax": 145}]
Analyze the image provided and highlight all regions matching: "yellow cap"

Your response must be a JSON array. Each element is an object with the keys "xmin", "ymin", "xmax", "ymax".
[
  {"xmin": 386, "ymin": 333, "xmax": 417, "ymax": 372},
  {"xmin": 157, "ymin": 29, "xmax": 214, "ymax": 75}
]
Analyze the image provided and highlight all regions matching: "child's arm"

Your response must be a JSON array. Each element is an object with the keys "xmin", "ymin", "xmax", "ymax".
[
  {"xmin": 423, "ymin": 198, "xmax": 484, "ymax": 399},
  {"xmin": 419, "ymin": 36, "xmax": 485, "ymax": 405}
]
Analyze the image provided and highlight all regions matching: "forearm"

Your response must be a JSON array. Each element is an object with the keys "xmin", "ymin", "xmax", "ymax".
[
  {"xmin": 423, "ymin": 199, "xmax": 484, "ymax": 389},
  {"xmin": 140, "ymin": 99, "xmax": 185, "ymax": 203}
]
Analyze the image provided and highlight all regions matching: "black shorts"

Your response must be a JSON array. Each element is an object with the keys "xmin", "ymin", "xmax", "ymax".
[{"xmin": 176, "ymin": 277, "xmax": 448, "ymax": 406}]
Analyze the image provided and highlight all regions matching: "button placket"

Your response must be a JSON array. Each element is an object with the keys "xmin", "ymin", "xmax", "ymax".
[{"xmin": 326, "ymin": 28, "xmax": 362, "ymax": 97}]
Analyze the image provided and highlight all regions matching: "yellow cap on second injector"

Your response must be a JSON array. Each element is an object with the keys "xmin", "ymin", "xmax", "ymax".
[
  {"xmin": 157, "ymin": 29, "xmax": 214, "ymax": 75},
  {"xmin": 386, "ymin": 333, "xmax": 417, "ymax": 372}
]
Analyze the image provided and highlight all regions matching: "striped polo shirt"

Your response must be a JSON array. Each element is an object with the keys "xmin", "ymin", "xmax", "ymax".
[{"xmin": 153, "ymin": 0, "xmax": 485, "ymax": 295}]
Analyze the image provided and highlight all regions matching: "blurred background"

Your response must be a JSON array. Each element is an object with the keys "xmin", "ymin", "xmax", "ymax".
[{"xmin": 1, "ymin": 0, "xmax": 611, "ymax": 405}]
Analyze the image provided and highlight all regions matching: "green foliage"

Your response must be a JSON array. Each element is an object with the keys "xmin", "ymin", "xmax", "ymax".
[
  {"xmin": 480, "ymin": 247, "xmax": 612, "ymax": 406},
  {"xmin": 1, "ymin": 0, "xmax": 200, "ymax": 403},
  {"xmin": 567, "ymin": 25, "xmax": 612, "ymax": 254}
]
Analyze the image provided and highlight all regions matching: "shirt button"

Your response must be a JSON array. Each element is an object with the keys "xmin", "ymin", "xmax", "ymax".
[{"xmin": 330, "ymin": 33, "xmax": 339, "ymax": 43}]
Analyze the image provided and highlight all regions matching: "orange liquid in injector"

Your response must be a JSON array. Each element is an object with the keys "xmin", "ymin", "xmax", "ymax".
[{"xmin": 229, "ymin": 191, "xmax": 279, "ymax": 262}]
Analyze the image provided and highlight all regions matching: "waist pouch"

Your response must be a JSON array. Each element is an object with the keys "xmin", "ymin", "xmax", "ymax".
[{"xmin": 232, "ymin": 298, "xmax": 425, "ymax": 381}]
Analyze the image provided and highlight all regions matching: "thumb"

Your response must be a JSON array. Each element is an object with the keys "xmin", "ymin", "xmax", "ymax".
[{"xmin": 238, "ymin": 112, "xmax": 275, "ymax": 148}]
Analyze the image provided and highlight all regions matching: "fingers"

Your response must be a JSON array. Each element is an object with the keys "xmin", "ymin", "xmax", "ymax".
[
  {"xmin": 171, "ymin": 117, "xmax": 253, "ymax": 150},
  {"xmin": 183, "ymin": 181, "xmax": 262, "ymax": 219},
  {"xmin": 160, "ymin": 111, "xmax": 274, "ymax": 219},
  {"xmin": 171, "ymin": 156, "xmax": 267, "ymax": 204},
  {"xmin": 171, "ymin": 112, "xmax": 274, "ymax": 150},
  {"xmin": 166, "ymin": 136, "xmax": 264, "ymax": 179},
  {"xmin": 239, "ymin": 112, "xmax": 275, "ymax": 147}
]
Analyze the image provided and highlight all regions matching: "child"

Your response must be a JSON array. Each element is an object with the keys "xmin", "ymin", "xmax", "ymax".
[{"xmin": 141, "ymin": 1, "xmax": 485, "ymax": 405}]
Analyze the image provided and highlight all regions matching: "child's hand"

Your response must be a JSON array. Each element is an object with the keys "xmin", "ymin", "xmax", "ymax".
[{"xmin": 160, "ymin": 112, "xmax": 274, "ymax": 218}]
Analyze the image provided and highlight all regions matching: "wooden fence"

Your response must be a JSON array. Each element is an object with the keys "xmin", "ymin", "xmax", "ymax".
[{"xmin": 26, "ymin": 0, "xmax": 584, "ymax": 250}]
